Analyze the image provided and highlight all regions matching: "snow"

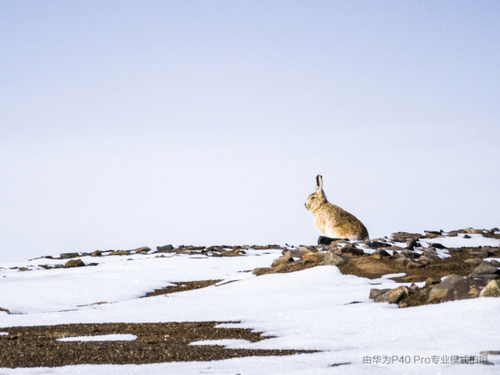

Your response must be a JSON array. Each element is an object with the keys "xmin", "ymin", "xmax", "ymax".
[
  {"xmin": 57, "ymin": 334, "xmax": 137, "ymax": 342},
  {"xmin": 1, "ymin": 238, "xmax": 500, "ymax": 374}
]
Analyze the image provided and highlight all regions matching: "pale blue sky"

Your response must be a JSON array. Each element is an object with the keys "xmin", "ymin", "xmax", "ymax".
[{"xmin": 1, "ymin": 1, "xmax": 499, "ymax": 262}]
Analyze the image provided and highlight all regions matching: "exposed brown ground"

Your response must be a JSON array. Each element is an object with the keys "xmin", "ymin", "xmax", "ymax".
[{"xmin": 0, "ymin": 322, "xmax": 311, "ymax": 368}]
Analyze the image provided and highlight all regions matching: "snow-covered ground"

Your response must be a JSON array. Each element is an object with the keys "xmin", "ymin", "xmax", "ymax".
[{"xmin": 1, "ymin": 235, "xmax": 500, "ymax": 374}]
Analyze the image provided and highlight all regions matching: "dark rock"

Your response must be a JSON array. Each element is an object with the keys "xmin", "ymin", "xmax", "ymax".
[
  {"xmin": 470, "ymin": 249, "xmax": 494, "ymax": 257},
  {"xmin": 339, "ymin": 245, "xmax": 364, "ymax": 256},
  {"xmin": 0, "ymin": 307, "xmax": 10, "ymax": 314},
  {"xmin": 463, "ymin": 234, "xmax": 471, "ymax": 239},
  {"xmin": 65, "ymin": 259, "xmax": 84, "ymax": 268},
  {"xmin": 429, "ymin": 243, "xmax": 447, "ymax": 249},
  {"xmin": 469, "ymin": 261, "xmax": 500, "ymax": 278},
  {"xmin": 318, "ymin": 236, "xmax": 348, "ymax": 245},
  {"xmin": 441, "ymin": 277, "xmax": 488, "ymax": 302},
  {"xmin": 91, "ymin": 250, "xmax": 102, "ymax": 257},
  {"xmin": 323, "ymin": 253, "xmax": 348, "ymax": 266},
  {"xmin": 366, "ymin": 241, "xmax": 392, "ymax": 249},
  {"xmin": 373, "ymin": 248, "xmax": 390, "ymax": 257},
  {"xmin": 490, "ymin": 259, "xmax": 500, "ymax": 268},
  {"xmin": 406, "ymin": 238, "xmax": 419, "ymax": 250},
  {"xmin": 428, "ymin": 274, "xmax": 463, "ymax": 302},
  {"xmin": 60, "ymin": 253, "xmax": 79, "ymax": 259}
]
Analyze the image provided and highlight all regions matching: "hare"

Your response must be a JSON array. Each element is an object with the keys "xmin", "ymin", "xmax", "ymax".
[{"xmin": 305, "ymin": 175, "xmax": 369, "ymax": 241}]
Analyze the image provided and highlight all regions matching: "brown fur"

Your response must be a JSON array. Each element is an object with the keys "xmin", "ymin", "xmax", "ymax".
[{"xmin": 305, "ymin": 175, "xmax": 369, "ymax": 240}]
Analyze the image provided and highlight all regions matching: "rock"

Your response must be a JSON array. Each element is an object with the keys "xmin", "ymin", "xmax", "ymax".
[
  {"xmin": 470, "ymin": 249, "xmax": 494, "ymax": 257},
  {"xmin": 406, "ymin": 238, "xmax": 419, "ymax": 250},
  {"xmin": 65, "ymin": 259, "xmax": 84, "ymax": 268},
  {"xmin": 60, "ymin": 252, "xmax": 79, "ymax": 259},
  {"xmin": 339, "ymin": 245, "xmax": 364, "ymax": 256},
  {"xmin": 469, "ymin": 261, "xmax": 500, "ymax": 279},
  {"xmin": 490, "ymin": 259, "xmax": 500, "ymax": 268},
  {"xmin": 464, "ymin": 227, "xmax": 484, "ymax": 234},
  {"xmin": 302, "ymin": 253, "xmax": 324, "ymax": 263},
  {"xmin": 428, "ymin": 274, "xmax": 464, "ymax": 302},
  {"xmin": 464, "ymin": 258, "xmax": 483, "ymax": 266},
  {"xmin": 133, "ymin": 246, "xmax": 151, "ymax": 254},
  {"xmin": 395, "ymin": 258, "xmax": 410, "ymax": 266},
  {"xmin": 252, "ymin": 267, "xmax": 271, "ymax": 276},
  {"xmin": 374, "ymin": 286, "xmax": 410, "ymax": 304},
  {"xmin": 373, "ymin": 248, "xmax": 390, "ymax": 257},
  {"xmin": 418, "ymin": 256, "xmax": 435, "ymax": 265},
  {"xmin": 424, "ymin": 277, "xmax": 441, "ymax": 288},
  {"xmin": 390, "ymin": 232, "xmax": 423, "ymax": 242},
  {"xmin": 91, "ymin": 250, "xmax": 102, "ymax": 257},
  {"xmin": 463, "ymin": 234, "xmax": 471, "ymax": 239},
  {"xmin": 424, "ymin": 230, "xmax": 444, "ymax": 238},
  {"xmin": 441, "ymin": 277, "xmax": 488, "ymax": 302},
  {"xmin": 366, "ymin": 241, "xmax": 392, "ymax": 249},
  {"xmin": 479, "ymin": 279, "xmax": 500, "ymax": 297},
  {"xmin": 282, "ymin": 249, "xmax": 303, "ymax": 259},
  {"xmin": 318, "ymin": 236, "xmax": 348, "ymax": 245},
  {"xmin": 407, "ymin": 261, "xmax": 425, "ymax": 269},
  {"xmin": 323, "ymin": 253, "xmax": 348, "ymax": 266},
  {"xmin": 271, "ymin": 255, "xmax": 293, "ymax": 268},
  {"xmin": 219, "ymin": 250, "xmax": 241, "ymax": 257},
  {"xmin": 369, "ymin": 289, "xmax": 391, "ymax": 300},
  {"xmin": 110, "ymin": 250, "xmax": 131, "ymax": 256},
  {"xmin": 300, "ymin": 246, "xmax": 317, "ymax": 253},
  {"xmin": 429, "ymin": 243, "xmax": 447, "ymax": 249}
]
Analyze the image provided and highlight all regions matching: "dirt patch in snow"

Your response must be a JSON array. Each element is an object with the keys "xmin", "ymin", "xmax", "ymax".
[
  {"xmin": 143, "ymin": 280, "xmax": 222, "ymax": 297},
  {"xmin": 0, "ymin": 322, "xmax": 311, "ymax": 368}
]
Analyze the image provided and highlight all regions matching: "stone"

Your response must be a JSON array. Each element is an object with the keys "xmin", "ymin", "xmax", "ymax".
[
  {"xmin": 65, "ymin": 259, "xmax": 84, "ymax": 268},
  {"xmin": 390, "ymin": 232, "xmax": 423, "ymax": 242},
  {"xmin": 110, "ymin": 250, "xmax": 131, "ymax": 256},
  {"xmin": 339, "ymin": 245, "xmax": 364, "ymax": 256},
  {"xmin": 479, "ymin": 280, "xmax": 500, "ymax": 297},
  {"xmin": 374, "ymin": 286, "xmax": 410, "ymax": 304},
  {"xmin": 418, "ymin": 256, "xmax": 435, "ymax": 265},
  {"xmin": 395, "ymin": 258, "xmax": 410, "ymax": 266},
  {"xmin": 300, "ymin": 246, "xmax": 317, "ymax": 253},
  {"xmin": 302, "ymin": 253, "xmax": 324, "ymax": 263},
  {"xmin": 490, "ymin": 259, "xmax": 500, "ymax": 267},
  {"xmin": 219, "ymin": 250, "xmax": 241, "ymax": 257},
  {"xmin": 406, "ymin": 238, "xmax": 419, "ymax": 250},
  {"xmin": 464, "ymin": 227, "xmax": 484, "ymax": 234},
  {"xmin": 469, "ymin": 261, "xmax": 500, "ymax": 278},
  {"xmin": 282, "ymin": 249, "xmax": 303, "ymax": 259},
  {"xmin": 323, "ymin": 253, "xmax": 348, "ymax": 266},
  {"xmin": 252, "ymin": 267, "xmax": 271, "ymax": 276},
  {"xmin": 60, "ymin": 252, "xmax": 79, "ymax": 259},
  {"xmin": 369, "ymin": 289, "xmax": 391, "ymax": 300},
  {"xmin": 429, "ymin": 242, "xmax": 447, "ymax": 249},
  {"xmin": 271, "ymin": 255, "xmax": 293, "ymax": 268},
  {"xmin": 428, "ymin": 274, "xmax": 464, "ymax": 302},
  {"xmin": 318, "ymin": 236, "xmax": 348, "ymax": 245},
  {"xmin": 373, "ymin": 248, "xmax": 390, "ymax": 257},
  {"xmin": 441, "ymin": 277, "xmax": 488, "ymax": 302},
  {"xmin": 424, "ymin": 230, "xmax": 444, "ymax": 238},
  {"xmin": 464, "ymin": 258, "xmax": 483, "ymax": 266},
  {"xmin": 366, "ymin": 241, "xmax": 392, "ymax": 249},
  {"xmin": 91, "ymin": 250, "xmax": 102, "ymax": 257},
  {"xmin": 133, "ymin": 246, "xmax": 151, "ymax": 253}
]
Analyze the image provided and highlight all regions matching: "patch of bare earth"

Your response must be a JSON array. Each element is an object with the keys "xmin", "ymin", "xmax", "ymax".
[
  {"xmin": 143, "ymin": 280, "xmax": 222, "ymax": 297},
  {"xmin": 0, "ymin": 322, "xmax": 312, "ymax": 368}
]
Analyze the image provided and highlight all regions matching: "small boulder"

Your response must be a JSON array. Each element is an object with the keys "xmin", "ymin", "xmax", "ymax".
[
  {"xmin": 91, "ymin": 250, "xmax": 102, "ymax": 257},
  {"xmin": 271, "ymin": 255, "xmax": 293, "ymax": 268},
  {"xmin": 369, "ymin": 289, "xmax": 391, "ymax": 300},
  {"xmin": 469, "ymin": 261, "xmax": 500, "ymax": 279},
  {"xmin": 428, "ymin": 274, "xmax": 463, "ymax": 302},
  {"xmin": 374, "ymin": 286, "xmax": 410, "ymax": 304},
  {"xmin": 60, "ymin": 252, "xmax": 79, "ymax": 259},
  {"xmin": 302, "ymin": 252, "xmax": 324, "ymax": 263},
  {"xmin": 156, "ymin": 244, "xmax": 174, "ymax": 252},
  {"xmin": 65, "ymin": 259, "xmax": 84, "ymax": 268},
  {"xmin": 479, "ymin": 280, "xmax": 500, "ymax": 297},
  {"xmin": 441, "ymin": 277, "xmax": 488, "ymax": 302},
  {"xmin": 323, "ymin": 253, "xmax": 348, "ymax": 266}
]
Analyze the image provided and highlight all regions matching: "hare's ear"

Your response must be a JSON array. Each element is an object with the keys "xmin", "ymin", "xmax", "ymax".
[{"xmin": 316, "ymin": 175, "xmax": 327, "ymax": 199}]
